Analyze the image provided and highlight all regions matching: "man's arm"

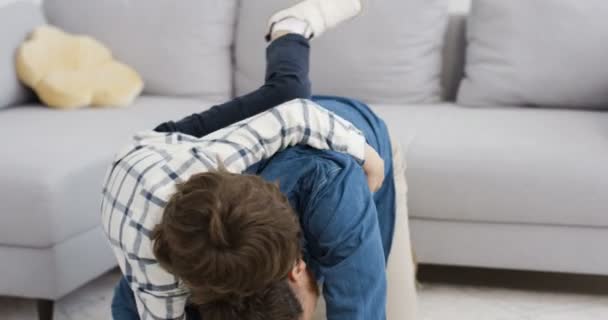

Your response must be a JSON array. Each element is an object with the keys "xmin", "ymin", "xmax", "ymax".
[
  {"xmin": 106, "ymin": 240, "xmax": 190, "ymax": 320},
  {"xmin": 102, "ymin": 153, "xmax": 191, "ymax": 320},
  {"xmin": 302, "ymin": 155, "xmax": 387, "ymax": 320},
  {"xmin": 131, "ymin": 276, "xmax": 189, "ymax": 320}
]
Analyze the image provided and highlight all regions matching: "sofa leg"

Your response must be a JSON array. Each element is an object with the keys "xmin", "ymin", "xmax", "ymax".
[{"xmin": 37, "ymin": 299, "xmax": 54, "ymax": 320}]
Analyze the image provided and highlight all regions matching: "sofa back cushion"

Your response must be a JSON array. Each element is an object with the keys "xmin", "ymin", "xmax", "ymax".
[
  {"xmin": 235, "ymin": 0, "xmax": 449, "ymax": 104},
  {"xmin": 0, "ymin": 1, "xmax": 45, "ymax": 109},
  {"xmin": 458, "ymin": 0, "xmax": 608, "ymax": 109},
  {"xmin": 44, "ymin": 0, "xmax": 237, "ymax": 100}
]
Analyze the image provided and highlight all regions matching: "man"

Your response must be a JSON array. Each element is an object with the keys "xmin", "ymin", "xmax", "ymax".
[{"xmin": 105, "ymin": 0, "xmax": 416, "ymax": 319}]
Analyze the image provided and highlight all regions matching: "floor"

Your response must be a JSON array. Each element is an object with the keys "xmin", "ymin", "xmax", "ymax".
[{"xmin": 2, "ymin": 266, "xmax": 607, "ymax": 320}]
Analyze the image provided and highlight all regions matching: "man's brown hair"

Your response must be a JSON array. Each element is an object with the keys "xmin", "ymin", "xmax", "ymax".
[{"xmin": 152, "ymin": 170, "xmax": 303, "ymax": 305}]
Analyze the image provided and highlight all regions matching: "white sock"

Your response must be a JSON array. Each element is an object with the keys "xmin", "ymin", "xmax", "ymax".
[{"xmin": 268, "ymin": 17, "xmax": 313, "ymax": 40}]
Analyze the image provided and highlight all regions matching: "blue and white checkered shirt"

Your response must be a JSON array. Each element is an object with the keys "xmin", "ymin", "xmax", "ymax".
[{"xmin": 101, "ymin": 99, "xmax": 366, "ymax": 320}]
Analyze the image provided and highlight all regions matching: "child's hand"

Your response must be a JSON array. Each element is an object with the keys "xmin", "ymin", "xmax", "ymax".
[{"xmin": 363, "ymin": 144, "xmax": 385, "ymax": 192}]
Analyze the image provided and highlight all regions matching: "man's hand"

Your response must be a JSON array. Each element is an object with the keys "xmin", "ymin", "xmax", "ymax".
[{"xmin": 363, "ymin": 144, "xmax": 385, "ymax": 192}]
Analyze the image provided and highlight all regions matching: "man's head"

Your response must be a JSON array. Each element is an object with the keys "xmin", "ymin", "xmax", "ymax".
[{"xmin": 152, "ymin": 171, "xmax": 320, "ymax": 319}]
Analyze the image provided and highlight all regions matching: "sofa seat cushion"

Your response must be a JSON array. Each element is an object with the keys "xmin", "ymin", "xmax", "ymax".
[
  {"xmin": 372, "ymin": 103, "xmax": 608, "ymax": 228},
  {"xmin": 0, "ymin": 96, "xmax": 216, "ymax": 248}
]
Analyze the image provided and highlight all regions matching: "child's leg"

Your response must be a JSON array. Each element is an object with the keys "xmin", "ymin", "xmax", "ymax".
[
  {"xmin": 154, "ymin": 0, "xmax": 362, "ymax": 138},
  {"xmin": 154, "ymin": 33, "xmax": 312, "ymax": 138}
]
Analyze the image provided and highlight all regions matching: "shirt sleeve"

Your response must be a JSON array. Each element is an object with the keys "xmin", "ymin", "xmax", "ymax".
[
  {"xmin": 132, "ymin": 279, "xmax": 189, "ymax": 320},
  {"xmin": 196, "ymin": 99, "xmax": 367, "ymax": 173},
  {"xmin": 115, "ymin": 247, "xmax": 190, "ymax": 320},
  {"xmin": 102, "ymin": 151, "xmax": 191, "ymax": 320}
]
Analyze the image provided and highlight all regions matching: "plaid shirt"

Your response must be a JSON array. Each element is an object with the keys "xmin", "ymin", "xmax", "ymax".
[{"xmin": 101, "ymin": 99, "xmax": 366, "ymax": 320}]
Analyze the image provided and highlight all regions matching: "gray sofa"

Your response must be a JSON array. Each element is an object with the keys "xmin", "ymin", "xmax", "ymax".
[{"xmin": 1, "ymin": 1, "xmax": 607, "ymax": 319}]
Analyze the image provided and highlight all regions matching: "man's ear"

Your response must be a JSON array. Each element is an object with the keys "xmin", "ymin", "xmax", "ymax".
[{"xmin": 287, "ymin": 259, "xmax": 307, "ymax": 283}]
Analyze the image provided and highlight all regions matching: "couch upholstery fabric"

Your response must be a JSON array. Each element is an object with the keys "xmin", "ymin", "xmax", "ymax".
[
  {"xmin": 372, "ymin": 103, "xmax": 608, "ymax": 228},
  {"xmin": 44, "ymin": 0, "xmax": 237, "ymax": 100},
  {"xmin": 0, "ymin": 96, "xmax": 218, "ymax": 248},
  {"xmin": 459, "ymin": 0, "xmax": 608, "ymax": 109},
  {"xmin": 411, "ymin": 219, "xmax": 608, "ymax": 276},
  {"xmin": 0, "ymin": 227, "xmax": 115, "ymax": 299},
  {"xmin": 0, "ymin": 1, "xmax": 44, "ymax": 109},
  {"xmin": 235, "ymin": 0, "xmax": 449, "ymax": 104}
]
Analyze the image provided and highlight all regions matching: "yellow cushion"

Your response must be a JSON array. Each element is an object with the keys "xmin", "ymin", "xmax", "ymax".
[{"xmin": 16, "ymin": 26, "xmax": 143, "ymax": 109}]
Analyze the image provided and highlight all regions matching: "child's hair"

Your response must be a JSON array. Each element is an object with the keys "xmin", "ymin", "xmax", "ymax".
[{"xmin": 152, "ymin": 170, "xmax": 302, "ymax": 305}]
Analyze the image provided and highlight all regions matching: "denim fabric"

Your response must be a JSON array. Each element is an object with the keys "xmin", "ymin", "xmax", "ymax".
[{"xmin": 312, "ymin": 96, "xmax": 396, "ymax": 258}]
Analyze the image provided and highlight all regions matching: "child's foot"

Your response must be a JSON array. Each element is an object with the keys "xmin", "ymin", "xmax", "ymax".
[
  {"xmin": 267, "ymin": 0, "xmax": 362, "ymax": 40},
  {"xmin": 267, "ymin": 17, "xmax": 312, "ymax": 41}
]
